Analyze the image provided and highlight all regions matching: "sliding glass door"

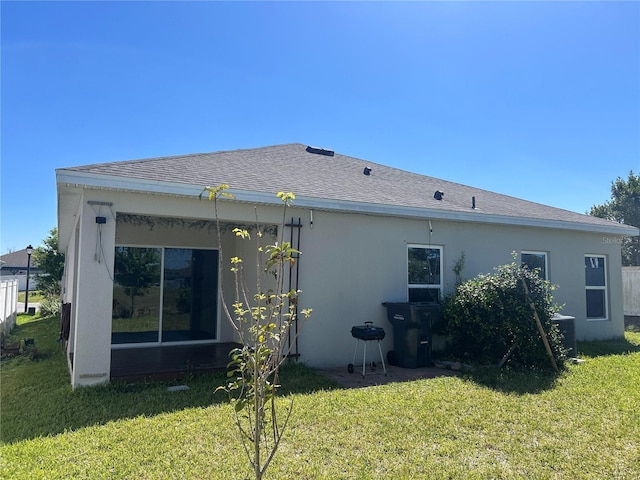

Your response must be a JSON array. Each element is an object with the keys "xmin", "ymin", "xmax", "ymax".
[
  {"xmin": 112, "ymin": 247, "xmax": 162, "ymax": 344},
  {"xmin": 161, "ymin": 248, "xmax": 218, "ymax": 342},
  {"xmin": 112, "ymin": 246, "xmax": 218, "ymax": 345}
]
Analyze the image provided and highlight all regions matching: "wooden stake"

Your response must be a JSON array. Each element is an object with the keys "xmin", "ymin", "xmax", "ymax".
[{"xmin": 522, "ymin": 278, "xmax": 558, "ymax": 371}]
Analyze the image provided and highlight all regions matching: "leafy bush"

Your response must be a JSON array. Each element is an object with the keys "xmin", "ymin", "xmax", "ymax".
[{"xmin": 441, "ymin": 261, "xmax": 567, "ymax": 370}]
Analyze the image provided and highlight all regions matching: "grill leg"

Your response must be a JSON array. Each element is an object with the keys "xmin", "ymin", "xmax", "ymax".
[
  {"xmin": 352, "ymin": 337, "xmax": 385, "ymax": 378},
  {"xmin": 352, "ymin": 339, "xmax": 359, "ymax": 367},
  {"xmin": 362, "ymin": 341, "xmax": 367, "ymax": 378},
  {"xmin": 377, "ymin": 340, "xmax": 387, "ymax": 376}
]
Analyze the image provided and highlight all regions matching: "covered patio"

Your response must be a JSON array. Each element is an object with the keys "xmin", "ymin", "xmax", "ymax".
[{"xmin": 110, "ymin": 342, "xmax": 241, "ymax": 382}]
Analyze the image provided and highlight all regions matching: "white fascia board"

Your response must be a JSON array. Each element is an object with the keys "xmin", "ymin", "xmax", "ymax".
[
  {"xmin": 56, "ymin": 170, "xmax": 203, "ymax": 197},
  {"xmin": 56, "ymin": 170, "xmax": 291, "ymax": 208},
  {"xmin": 56, "ymin": 170, "xmax": 639, "ymax": 237}
]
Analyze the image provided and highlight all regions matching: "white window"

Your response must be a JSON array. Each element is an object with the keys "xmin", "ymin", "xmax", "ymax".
[
  {"xmin": 521, "ymin": 251, "xmax": 548, "ymax": 280},
  {"xmin": 408, "ymin": 245, "xmax": 443, "ymax": 302},
  {"xmin": 585, "ymin": 255, "xmax": 608, "ymax": 320}
]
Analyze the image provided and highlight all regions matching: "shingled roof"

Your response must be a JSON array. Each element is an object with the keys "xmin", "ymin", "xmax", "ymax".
[
  {"xmin": 57, "ymin": 143, "xmax": 637, "ymax": 235},
  {"xmin": 0, "ymin": 249, "xmax": 38, "ymax": 271}
]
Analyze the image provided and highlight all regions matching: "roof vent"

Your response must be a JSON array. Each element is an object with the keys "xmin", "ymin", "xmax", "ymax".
[
  {"xmin": 363, "ymin": 167, "xmax": 372, "ymax": 176},
  {"xmin": 434, "ymin": 190, "xmax": 444, "ymax": 201},
  {"xmin": 306, "ymin": 146, "xmax": 335, "ymax": 156}
]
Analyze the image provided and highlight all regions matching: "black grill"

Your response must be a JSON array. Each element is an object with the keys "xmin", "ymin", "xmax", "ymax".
[
  {"xmin": 348, "ymin": 322, "xmax": 388, "ymax": 378},
  {"xmin": 351, "ymin": 325, "xmax": 386, "ymax": 341}
]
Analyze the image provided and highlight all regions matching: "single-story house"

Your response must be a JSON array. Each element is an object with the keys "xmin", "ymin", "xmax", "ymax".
[
  {"xmin": 56, "ymin": 143, "xmax": 639, "ymax": 388},
  {"xmin": 0, "ymin": 249, "xmax": 39, "ymax": 292}
]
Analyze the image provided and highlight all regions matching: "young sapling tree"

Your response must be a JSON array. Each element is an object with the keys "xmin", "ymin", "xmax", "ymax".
[{"xmin": 203, "ymin": 185, "xmax": 312, "ymax": 480}]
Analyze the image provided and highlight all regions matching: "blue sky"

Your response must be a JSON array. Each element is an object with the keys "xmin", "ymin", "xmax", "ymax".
[{"xmin": 2, "ymin": 1, "xmax": 639, "ymax": 253}]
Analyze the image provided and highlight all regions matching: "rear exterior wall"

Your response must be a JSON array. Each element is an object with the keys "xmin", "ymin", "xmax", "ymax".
[
  {"xmin": 64, "ymin": 187, "xmax": 626, "ymax": 379},
  {"xmin": 295, "ymin": 209, "xmax": 625, "ymax": 368}
]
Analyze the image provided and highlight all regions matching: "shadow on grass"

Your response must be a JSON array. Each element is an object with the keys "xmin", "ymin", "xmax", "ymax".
[
  {"xmin": 457, "ymin": 331, "xmax": 640, "ymax": 395},
  {"xmin": 460, "ymin": 366, "xmax": 562, "ymax": 395},
  {"xmin": 431, "ymin": 350, "xmax": 564, "ymax": 395},
  {"xmin": 578, "ymin": 332, "xmax": 640, "ymax": 358},
  {"xmin": 1, "ymin": 317, "xmax": 339, "ymax": 444}
]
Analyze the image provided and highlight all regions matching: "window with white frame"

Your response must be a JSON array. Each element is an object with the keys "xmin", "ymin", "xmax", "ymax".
[
  {"xmin": 585, "ymin": 255, "xmax": 608, "ymax": 320},
  {"xmin": 521, "ymin": 251, "xmax": 548, "ymax": 280},
  {"xmin": 408, "ymin": 245, "xmax": 443, "ymax": 302}
]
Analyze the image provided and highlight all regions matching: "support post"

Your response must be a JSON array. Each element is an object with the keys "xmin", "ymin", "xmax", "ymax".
[
  {"xmin": 521, "ymin": 278, "xmax": 558, "ymax": 371},
  {"xmin": 24, "ymin": 245, "xmax": 33, "ymax": 313}
]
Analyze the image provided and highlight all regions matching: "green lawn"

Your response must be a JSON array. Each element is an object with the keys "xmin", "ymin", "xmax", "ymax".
[
  {"xmin": 16, "ymin": 291, "xmax": 44, "ymax": 304},
  {"xmin": 1, "ymin": 315, "xmax": 639, "ymax": 479}
]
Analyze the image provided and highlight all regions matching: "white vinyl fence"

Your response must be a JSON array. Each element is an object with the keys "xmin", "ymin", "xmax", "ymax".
[
  {"xmin": 622, "ymin": 266, "xmax": 640, "ymax": 316},
  {"xmin": 1, "ymin": 279, "xmax": 19, "ymax": 334}
]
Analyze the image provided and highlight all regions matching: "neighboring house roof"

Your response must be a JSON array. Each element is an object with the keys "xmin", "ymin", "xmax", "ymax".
[
  {"xmin": 0, "ymin": 249, "xmax": 38, "ymax": 272},
  {"xmin": 56, "ymin": 143, "xmax": 639, "ymax": 244}
]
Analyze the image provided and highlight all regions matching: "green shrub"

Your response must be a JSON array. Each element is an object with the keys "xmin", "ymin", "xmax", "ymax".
[{"xmin": 441, "ymin": 261, "xmax": 567, "ymax": 370}]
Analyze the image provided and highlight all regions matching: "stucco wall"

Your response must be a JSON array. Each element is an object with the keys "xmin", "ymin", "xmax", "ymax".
[
  {"xmin": 295, "ymin": 209, "xmax": 625, "ymax": 368},
  {"xmin": 65, "ymin": 188, "xmax": 628, "ymax": 382},
  {"xmin": 70, "ymin": 193, "xmax": 115, "ymax": 387}
]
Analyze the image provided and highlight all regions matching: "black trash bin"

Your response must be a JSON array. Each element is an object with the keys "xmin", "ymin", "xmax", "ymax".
[{"xmin": 382, "ymin": 302, "xmax": 441, "ymax": 368}]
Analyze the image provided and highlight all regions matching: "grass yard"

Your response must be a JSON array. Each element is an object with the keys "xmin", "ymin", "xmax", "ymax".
[
  {"xmin": 1, "ymin": 315, "xmax": 639, "ymax": 479},
  {"xmin": 16, "ymin": 291, "xmax": 44, "ymax": 304}
]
